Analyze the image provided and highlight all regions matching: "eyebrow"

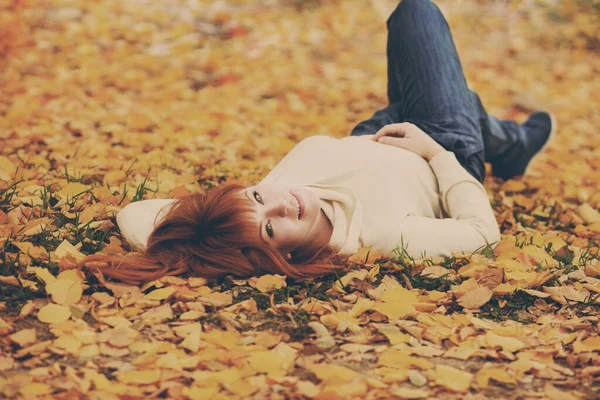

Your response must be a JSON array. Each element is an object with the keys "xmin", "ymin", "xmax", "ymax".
[{"xmin": 245, "ymin": 190, "xmax": 268, "ymax": 244}]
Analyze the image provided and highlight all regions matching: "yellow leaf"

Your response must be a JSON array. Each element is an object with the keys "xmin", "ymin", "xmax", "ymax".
[
  {"xmin": 179, "ymin": 310, "xmax": 204, "ymax": 321},
  {"xmin": 0, "ymin": 317, "xmax": 12, "ymax": 335},
  {"xmin": 79, "ymin": 203, "xmax": 103, "ymax": 224},
  {"xmin": 493, "ymin": 283, "xmax": 516, "ymax": 296},
  {"xmin": 373, "ymin": 302, "xmax": 415, "ymax": 320},
  {"xmin": 46, "ymin": 279, "xmax": 83, "ymax": 306},
  {"xmin": 108, "ymin": 327, "xmax": 140, "ymax": 348},
  {"xmin": 458, "ymin": 287, "xmax": 493, "ymax": 309},
  {"xmin": 203, "ymin": 330, "xmax": 241, "ymax": 349},
  {"xmin": 435, "ymin": 363, "xmax": 473, "ymax": 392},
  {"xmin": 539, "ymin": 234, "xmax": 568, "ymax": 250},
  {"xmin": 20, "ymin": 383, "xmax": 52, "ymax": 397},
  {"xmin": 348, "ymin": 247, "xmax": 382, "ymax": 265},
  {"xmin": 573, "ymin": 336, "xmax": 600, "ymax": 353},
  {"xmin": 34, "ymin": 267, "xmax": 57, "ymax": 285},
  {"xmin": 9, "ymin": 328, "xmax": 36, "ymax": 347},
  {"xmin": 118, "ymin": 369, "xmax": 161, "ymax": 385},
  {"xmin": 254, "ymin": 274, "xmax": 286, "ymax": 293},
  {"xmin": 182, "ymin": 386, "xmax": 220, "ymax": 400},
  {"xmin": 376, "ymin": 324, "xmax": 411, "ymax": 345},
  {"xmin": 378, "ymin": 349, "xmax": 433, "ymax": 370},
  {"xmin": 307, "ymin": 364, "xmax": 358, "ymax": 385},
  {"xmin": 389, "ymin": 387, "xmax": 430, "ymax": 399},
  {"xmin": 80, "ymin": 344, "xmax": 100, "ymax": 358},
  {"xmin": 0, "ymin": 156, "xmax": 16, "ymax": 180},
  {"xmin": 336, "ymin": 269, "xmax": 369, "ymax": 290},
  {"xmin": 145, "ymin": 287, "xmax": 175, "ymax": 300},
  {"xmin": 522, "ymin": 245, "xmax": 559, "ymax": 267},
  {"xmin": 104, "ymin": 170, "xmax": 127, "ymax": 186},
  {"xmin": 380, "ymin": 285, "xmax": 418, "ymax": 304},
  {"xmin": 140, "ymin": 303, "xmax": 173, "ymax": 323},
  {"xmin": 485, "ymin": 331, "xmax": 525, "ymax": 352},
  {"xmin": 247, "ymin": 350, "xmax": 286, "ymax": 376},
  {"xmin": 53, "ymin": 334, "xmax": 82, "ymax": 353},
  {"xmin": 57, "ymin": 182, "xmax": 91, "ymax": 199},
  {"xmin": 57, "ymin": 269, "xmax": 85, "ymax": 282},
  {"xmin": 575, "ymin": 203, "xmax": 600, "ymax": 224},
  {"xmin": 201, "ymin": 291, "xmax": 233, "ymax": 305},
  {"xmin": 544, "ymin": 382, "xmax": 581, "ymax": 400},
  {"xmin": 255, "ymin": 331, "xmax": 283, "ymax": 349},
  {"xmin": 157, "ymin": 352, "xmax": 183, "ymax": 371},
  {"xmin": 38, "ymin": 303, "xmax": 71, "ymax": 324},
  {"xmin": 225, "ymin": 379, "xmax": 259, "ymax": 397},
  {"xmin": 476, "ymin": 367, "xmax": 517, "ymax": 388},
  {"xmin": 451, "ymin": 278, "xmax": 479, "ymax": 298},
  {"xmin": 296, "ymin": 380, "xmax": 320, "ymax": 397},
  {"xmin": 180, "ymin": 329, "xmax": 202, "ymax": 353},
  {"xmin": 53, "ymin": 240, "xmax": 85, "ymax": 262},
  {"xmin": 349, "ymin": 298, "xmax": 374, "ymax": 317}
]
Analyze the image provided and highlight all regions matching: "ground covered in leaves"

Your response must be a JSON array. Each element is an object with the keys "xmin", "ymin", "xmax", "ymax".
[{"xmin": 1, "ymin": 0, "xmax": 600, "ymax": 398}]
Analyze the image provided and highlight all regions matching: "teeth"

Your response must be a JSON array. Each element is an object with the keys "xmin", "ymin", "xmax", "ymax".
[{"xmin": 292, "ymin": 194, "xmax": 300, "ymax": 219}]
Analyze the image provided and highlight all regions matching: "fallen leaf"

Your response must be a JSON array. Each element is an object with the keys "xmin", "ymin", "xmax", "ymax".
[
  {"xmin": 8, "ymin": 328, "xmax": 36, "ymax": 347},
  {"xmin": 38, "ymin": 303, "xmax": 71, "ymax": 324},
  {"xmin": 458, "ymin": 287, "xmax": 493, "ymax": 309},
  {"xmin": 254, "ymin": 274, "xmax": 286, "ymax": 293},
  {"xmin": 46, "ymin": 279, "xmax": 83, "ymax": 306},
  {"xmin": 145, "ymin": 286, "xmax": 175, "ymax": 300},
  {"xmin": 435, "ymin": 363, "xmax": 473, "ymax": 393}
]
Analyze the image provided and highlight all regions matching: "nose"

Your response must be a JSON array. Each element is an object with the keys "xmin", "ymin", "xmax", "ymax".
[{"xmin": 266, "ymin": 197, "xmax": 291, "ymax": 218}]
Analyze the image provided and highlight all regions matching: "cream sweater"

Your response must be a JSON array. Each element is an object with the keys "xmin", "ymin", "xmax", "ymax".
[
  {"xmin": 117, "ymin": 136, "xmax": 500, "ymax": 259},
  {"xmin": 260, "ymin": 136, "xmax": 500, "ymax": 259}
]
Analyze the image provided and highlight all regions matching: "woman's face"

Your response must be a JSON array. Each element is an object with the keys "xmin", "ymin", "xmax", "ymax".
[{"xmin": 242, "ymin": 184, "xmax": 332, "ymax": 258}]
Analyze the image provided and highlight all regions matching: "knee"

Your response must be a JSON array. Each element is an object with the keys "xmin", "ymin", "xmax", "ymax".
[{"xmin": 387, "ymin": 0, "xmax": 443, "ymax": 28}]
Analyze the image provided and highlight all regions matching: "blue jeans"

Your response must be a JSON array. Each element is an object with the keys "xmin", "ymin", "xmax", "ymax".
[{"xmin": 350, "ymin": 0, "xmax": 523, "ymax": 183}]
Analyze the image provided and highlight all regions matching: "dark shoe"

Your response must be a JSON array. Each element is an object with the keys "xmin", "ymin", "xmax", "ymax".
[{"xmin": 491, "ymin": 111, "xmax": 556, "ymax": 179}]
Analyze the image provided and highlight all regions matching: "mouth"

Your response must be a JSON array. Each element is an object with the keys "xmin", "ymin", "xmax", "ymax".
[{"xmin": 291, "ymin": 192, "xmax": 304, "ymax": 219}]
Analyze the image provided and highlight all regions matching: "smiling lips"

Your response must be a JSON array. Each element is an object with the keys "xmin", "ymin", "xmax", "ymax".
[{"xmin": 291, "ymin": 192, "xmax": 304, "ymax": 219}]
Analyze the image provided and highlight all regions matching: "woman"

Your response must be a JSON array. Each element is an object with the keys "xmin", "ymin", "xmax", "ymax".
[{"xmin": 79, "ymin": 0, "xmax": 555, "ymax": 284}]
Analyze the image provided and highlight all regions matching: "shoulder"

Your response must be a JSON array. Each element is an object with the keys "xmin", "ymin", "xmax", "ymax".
[
  {"xmin": 117, "ymin": 199, "xmax": 177, "ymax": 223},
  {"xmin": 116, "ymin": 199, "xmax": 177, "ymax": 250}
]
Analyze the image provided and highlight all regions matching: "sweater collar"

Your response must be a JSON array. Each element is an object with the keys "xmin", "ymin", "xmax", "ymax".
[{"xmin": 307, "ymin": 184, "xmax": 363, "ymax": 256}]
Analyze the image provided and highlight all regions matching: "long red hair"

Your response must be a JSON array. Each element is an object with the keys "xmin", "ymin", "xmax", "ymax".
[{"xmin": 78, "ymin": 183, "xmax": 345, "ymax": 285}]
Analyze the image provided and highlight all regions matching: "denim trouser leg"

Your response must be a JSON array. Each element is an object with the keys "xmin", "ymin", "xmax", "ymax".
[{"xmin": 351, "ymin": 0, "xmax": 488, "ymax": 182}]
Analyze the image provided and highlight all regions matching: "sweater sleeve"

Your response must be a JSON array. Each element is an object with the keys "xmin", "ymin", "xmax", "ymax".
[
  {"xmin": 393, "ymin": 151, "xmax": 500, "ymax": 259},
  {"xmin": 116, "ymin": 199, "xmax": 177, "ymax": 251}
]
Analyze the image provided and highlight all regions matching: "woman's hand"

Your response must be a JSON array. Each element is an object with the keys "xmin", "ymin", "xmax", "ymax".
[{"xmin": 371, "ymin": 122, "xmax": 446, "ymax": 161}]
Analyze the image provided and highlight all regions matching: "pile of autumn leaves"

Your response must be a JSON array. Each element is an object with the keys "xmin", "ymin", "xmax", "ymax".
[{"xmin": 2, "ymin": 235, "xmax": 600, "ymax": 398}]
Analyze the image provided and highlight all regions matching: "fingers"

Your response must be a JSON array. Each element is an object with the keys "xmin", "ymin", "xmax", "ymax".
[
  {"xmin": 377, "ymin": 135, "xmax": 407, "ymax": 149},
  {"xmin": 373, "ymin": 122, "xmax": 410, "ymax": 142}
]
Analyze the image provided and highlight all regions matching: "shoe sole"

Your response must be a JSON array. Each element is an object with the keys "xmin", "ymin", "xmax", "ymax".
[{"xmin": 524, "ymin": 112, "xmax": 557, "ymax": 175}]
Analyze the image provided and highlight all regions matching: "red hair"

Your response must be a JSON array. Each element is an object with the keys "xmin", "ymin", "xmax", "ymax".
[{"xmin": 78, "ymin": 183, "xmax": 346, "ymax": 285}]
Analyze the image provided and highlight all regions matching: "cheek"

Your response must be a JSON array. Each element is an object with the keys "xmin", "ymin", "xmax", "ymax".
[{"xmin": 274, "ymin": 220, "xmax": 301, "ymax": 243}]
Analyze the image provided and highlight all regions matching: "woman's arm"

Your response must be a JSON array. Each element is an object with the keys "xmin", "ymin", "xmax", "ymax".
[
  {"xmin": 393, "ymin": 151, "xmax": 501, "ymax": 259},
  {"xmin": 372, "ymin": 123, "xmax": 500, "ymax": 258}
]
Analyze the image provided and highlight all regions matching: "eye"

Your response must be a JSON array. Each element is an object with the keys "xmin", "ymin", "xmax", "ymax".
[
  {"xmin": 253, "ymin": 191, "xmax": 264, "ymax": 205},
  {"xmin": 265, "ymin": 220, "xmax": 274, "ymax": 238}
]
